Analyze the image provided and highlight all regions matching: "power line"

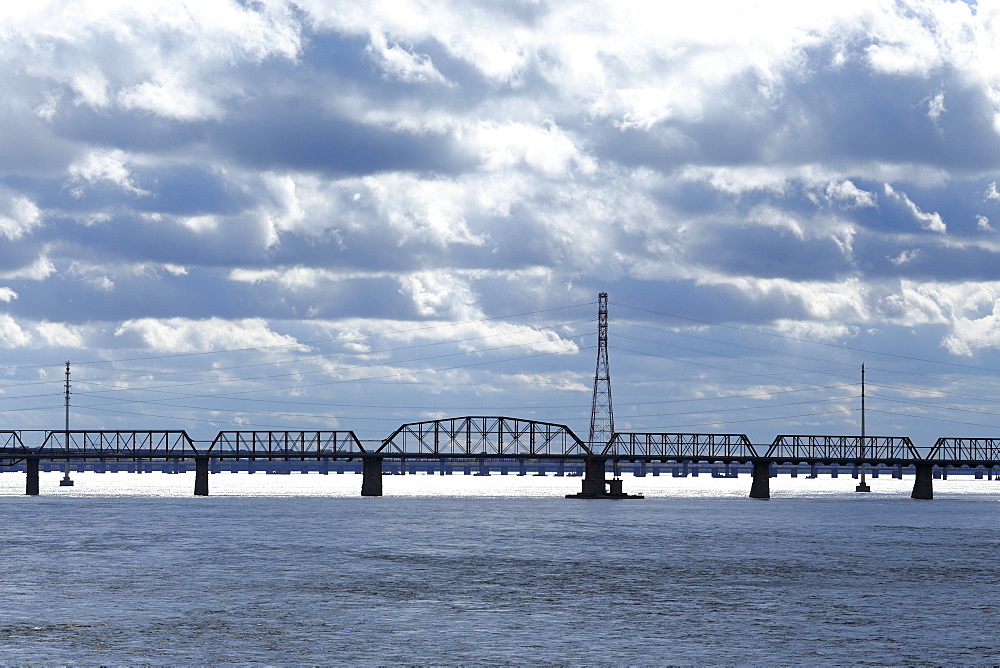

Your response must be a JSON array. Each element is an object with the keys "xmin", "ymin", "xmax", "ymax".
[
  {"xmin": 614, "ymin": 301, "xmax": 999, "ymax": 373},
  {"xmin": 73, "ymin": 302, "xmax": 596, "ymax": 366}
]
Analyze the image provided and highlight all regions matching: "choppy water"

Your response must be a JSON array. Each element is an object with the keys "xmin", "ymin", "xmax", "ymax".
[{"xmin": 1, "ymin": 471, "xmax": 998, "ymax": 664}]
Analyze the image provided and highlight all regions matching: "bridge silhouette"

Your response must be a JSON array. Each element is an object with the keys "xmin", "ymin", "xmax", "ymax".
[{"xmin": 3, "ymin": 416, "xmax": 999, "ymax": 499}]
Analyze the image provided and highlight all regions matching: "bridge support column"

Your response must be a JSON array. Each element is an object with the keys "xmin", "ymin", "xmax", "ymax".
[
  {"xmin": 361, "ymin": 457, "xmax": 383, "ymax": 497},
  {"xmin": 194, "ymin": 457, "xmax": 209, "ymax": 496},
  {"xmin": 26, "ymin": 457, "xmax": 39, "ymax": 496},
  {"xmin": 749, "ymin": 460, "xmax": 770, "ymax": 499},
  {"xmin": 911, "ymin": 463, "xmax": 933, "ymax": 500},
  {"xmin": 567, "ymin": 457, "xmax": 643, "ymax": 499},
  {"xmin": 582, "ymin": 457, "xmax": 607, "ymax": 496}
]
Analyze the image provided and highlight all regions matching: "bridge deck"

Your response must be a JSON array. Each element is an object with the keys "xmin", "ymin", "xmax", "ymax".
[{"xmin": 2, "ymin": 424, "xmax": 1000, "ymax": 468}]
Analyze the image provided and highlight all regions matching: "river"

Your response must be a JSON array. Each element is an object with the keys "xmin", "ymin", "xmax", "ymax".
[{"xmin": 1, "ymin": 471, "xmax": 997, "ymax": 664}]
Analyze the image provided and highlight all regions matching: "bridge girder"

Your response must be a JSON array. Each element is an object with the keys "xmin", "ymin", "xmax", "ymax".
[
  {"xmin": 602, "ymin": 432, "xmax": 757, "ymax": 459},
  {"xmin": 34, "ymin": 430, "xmax": 198, "ymax": 458},
  {"xmin": 207, "ymin": 430, "xmax": 364, "ymax": 458},
  {"xmin": 766, "ymin": 435, "xmax": 919, "ymax": 462},
  {"xmin": 927, "ymin": 438, "xmax": 1000, "ymax": 464}
]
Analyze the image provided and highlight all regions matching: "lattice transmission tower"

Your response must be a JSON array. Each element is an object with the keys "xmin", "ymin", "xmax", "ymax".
[{"xmin": 588, "ymin": 292, "xmax": 614, "ymax": 449}]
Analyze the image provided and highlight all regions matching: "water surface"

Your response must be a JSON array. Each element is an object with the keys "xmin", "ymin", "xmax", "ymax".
[{"xmin": 1, "ymin": 472, "xmax": 996, "ymax": 664}]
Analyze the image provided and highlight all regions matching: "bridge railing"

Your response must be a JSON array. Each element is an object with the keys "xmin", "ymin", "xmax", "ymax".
[
  {"xmin": 207, "ymin": 430, "xmax": 365, "ymax": 457},
  {"xmin": 766, "ymin": 435, "xmax": 919, "ymax": 461},
  {"xmin": 378, "ymin": 416, "xmax": 590, "ymax": 457},
  {"xmin": 39, "ymin": 430, "xmax": 198, "ymax": 457},
  {"xmin": 602, "ymin": 432, "xmax": 758, "ymax": 459}
]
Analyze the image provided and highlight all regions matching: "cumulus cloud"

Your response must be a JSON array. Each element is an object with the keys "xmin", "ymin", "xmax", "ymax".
[
  {"xmin": 0, "ymin": 315, "xmax": 31, "ymax": 348},
  {"xmin": 888, "ymin": 249, "xmax": 921, "ymax": 265},
  {"xmin": 473, "ymin": 121, "xmax": 595, "ymax": 176},
  {"xmin": 927, "ymin": 91, "xmax": 946, "ymax": 122},
  {"xmin": 0, "ymin": 190, "xmax": 42, "ymax": 240},
  {"xmin": 825, "ymin": 180, "xmax": 877, "ymax": 209},
  {"xmin": 398, "ymin": 271, "xmax": 481, "ymax": 320},
  {"xmin": 229, "ymin": 266, "xmax": 349, "ymax": 290},
  {"xmin": 1, "ymin": 0, "xmax": 302, "ymax": 120},
  {"xmin": 2, "ymin": 0, "xmax": 1000, "ymax": 437},
  {"xmin": 114, "ymin": 317, "xmax": 305, "ymax": 353},
  {"xmin": 366, "ymin": 30, "xmax": 451, "ymax": 85},
  {"xmin": 35, "ymin": 322, "xmax": 85, "ymax": 348},
  {"xmin": 883, "ymin": 183, "xmax": 947, "ymax": 233},
  {"xmin": 118, "ymin": 72, "xmax": 224, "ymax": 121},
  {"xmin": 68, "ymin": 149, "xmax": 149, "ymax": 197},
  {"xmin": 943, "ymin": 304, "xmax": 1000, "ymax": 356},
  {"xmin": 0, "ymin": 257, "xmax": 57, "ymax": 281}
]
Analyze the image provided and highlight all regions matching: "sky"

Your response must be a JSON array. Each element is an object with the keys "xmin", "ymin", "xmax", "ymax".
[{"xmin": 2, "ymin": 0, "xmax": 1000, "ymax": 448}]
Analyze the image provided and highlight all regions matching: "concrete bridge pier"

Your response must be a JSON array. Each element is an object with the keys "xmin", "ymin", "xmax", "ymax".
[
  {"xmin": 194, "ymin": 457, "xmax": 209, "ymax": 496},
  {"xmin": 26, "ymin": 457, "xmax": 39, "ymax": 496},
  {"xmin": 567, "ymin": 457, "xmax": 643, "ymax": 499},
  {"xmin": 581, "ymin": 457, "xmax": 608, "ymax": 496},
  {"xmin": 361, "ymin": 457, "xmax": 383, "ymax": 497},
  {"xmin": 749, "ymin": 460, "xmax": 770, "ymax": 499},
  {"xmin": 911, "ymin": 463, "xmax": 934, "ymax": 500}
]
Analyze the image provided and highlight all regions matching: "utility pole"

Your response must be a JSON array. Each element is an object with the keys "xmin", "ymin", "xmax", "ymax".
[
  {"xmin": 60, "ymin": 361, "xmax": 74, "ymax": 487},
  {"xmin": 856, "ymin": 363, "xmax": 870, "ymax": 493}
]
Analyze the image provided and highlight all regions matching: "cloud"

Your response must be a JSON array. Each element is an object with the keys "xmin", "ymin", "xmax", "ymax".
[
  {"xmin": 366, "ymin": 30, "xmax": 451, "ymax": 85},
  {"xmin": 0, "ymin": 257, "xmax": 56, "ymax": 281},
  {"xmin": 118, "ymin": 72, "xmax": 224, "ymax": 121},
  {"xmin": 927, "ymin": 91, "xmax": 946, "ymax": 122},
  {"xmin": 1, "ymin": 0, "xmax": 302, "ymax": 121},
  {"xmin": 942, "ymin": 300, "xmax": 1000, "ymax": 356},
  {"xmin": 0, "ymin": 190, "xmax": 42, "ymax": 240},
  {"xmin": 883, "ymin": 183, "xmax": 947, "ymax": 233},
  {"xmin": 473, "ymin": 121, "xmax": 594, "ymax": 176},
  {"xmin": 398, "ymin": 271, "xmax": 481, "ymax": 320},
  {"xmin": 4, "ymin": 0, "xmax": 1000, "ymax": 438},
  {"xmin": 825, "ymin": 180, "xmax": 877, "ymax": 209},
  {"xmin": 35, "ymin": 321, "xmax": 85, "ymax": 348},
  {"xmin": 888, "ymin": 249, "xmax": 921, "ymax": 265},
  {"xmin": 68, "ymin": 149, "xmax": 149, "ymax": 197},
  {"xmin": 0, "ymin": 314, "xmax": 31, "ymax": 348},
  {"xmin": 113, "ymin": 317, "xmax": 305, "ymax": 353}
]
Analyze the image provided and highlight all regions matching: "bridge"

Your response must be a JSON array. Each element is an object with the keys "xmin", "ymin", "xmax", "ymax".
[{"xmin": 3, "ymin": 420, "xmax": 1000, "ymax": 500}]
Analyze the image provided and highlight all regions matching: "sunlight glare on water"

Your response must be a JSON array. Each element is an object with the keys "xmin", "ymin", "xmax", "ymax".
[{"xmin": 3, "ymin": 468, "xmax": 999, "ymax": 499}]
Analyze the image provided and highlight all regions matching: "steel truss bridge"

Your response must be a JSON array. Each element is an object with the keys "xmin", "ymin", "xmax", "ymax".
[{"xmin": 2, "ymin": 418, "xmax": 1000, "ymax": 499}]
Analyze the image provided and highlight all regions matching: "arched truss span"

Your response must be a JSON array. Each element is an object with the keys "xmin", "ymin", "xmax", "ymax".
[{"xmin": 378, "ymin": 416, "xmax": 589, "ymax": 457}]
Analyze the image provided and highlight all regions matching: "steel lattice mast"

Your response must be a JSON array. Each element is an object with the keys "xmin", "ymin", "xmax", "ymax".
[{"xmin": 588, "ymin": 293, "xmax": 614, "ymax": 448}]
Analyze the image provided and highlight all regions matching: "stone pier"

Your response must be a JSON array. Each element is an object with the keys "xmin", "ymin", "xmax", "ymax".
[
  {"xmin": 749, "ymin": 460, "xmax": 770, "ymax": 499},
  {"xmin": 911, "ymin": 462, "xmax": 933, "ymax": 500},
  {"xmin": 566, "ymin": 457, "xmax": 643, "ymax": 499},
  {"xmin": 194, "ymin": 457, "xmax": 209, "ymax": 496},
  {"xmin": 26, "ymin": 457, "xmax": 39, "ymax": 496},
  {"xmin": 361, "ymin": 457, "xmax": 383, "ymax": 497}
]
